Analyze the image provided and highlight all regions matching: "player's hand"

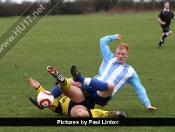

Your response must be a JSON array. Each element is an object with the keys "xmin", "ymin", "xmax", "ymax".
[
  {"xmin": 161, "ymin": 21, "xmax": 166, "ymax": 25},
  {"xmin": 116, "ymin": 34, "xmax": 121, "ymax": 40},
  {"xmin": 147, "ymin": 106, "xmax": 157, "ymax": 110},
  {"xmin": 29, "ymin": 77, "xmax": 40, "ymax": 89}
]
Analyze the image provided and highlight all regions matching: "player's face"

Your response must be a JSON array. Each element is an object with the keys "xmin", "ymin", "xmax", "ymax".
[
  {"xmin": 164, "ymin": 3, "xmax": 169, "ymax": 9},
  {"xmin": 116, "ymin": 48, "xmax": 129, "ymax": 64}
]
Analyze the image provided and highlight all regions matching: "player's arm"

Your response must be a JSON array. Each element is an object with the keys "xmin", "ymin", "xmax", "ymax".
[
  {"xmin": 157, "ymin": 11, "xmax": 166, "ymax": 25},
  {"xmin": 99, "ymin": 34, "xmax": 121, "ymax": 61},
  {"xmin": 29, "ymin": 77, "xmax": 45, "ymax": 92},
  {"xmin": 129, "ymin": 72, "xmax": 156, "ymax": 110},
  {"xmin": 172, "ymin": 12, "xmax": 175, "ymax": 20},
  {"xmin": 157, "ymin": 17, "xmax": 165, "ymax": 24}
]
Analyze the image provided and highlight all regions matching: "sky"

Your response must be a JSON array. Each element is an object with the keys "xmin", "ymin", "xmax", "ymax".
[{"xmin": 1, "ymin": 0, "xmax": 74, "ymax": 4}]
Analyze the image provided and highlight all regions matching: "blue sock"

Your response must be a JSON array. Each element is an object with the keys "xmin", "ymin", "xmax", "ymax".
[
  {"xmin": 51, "ymin": 85, "xmax": 62, "ymax": 98},
  {"xmin": 84, "ymin": 78, "xmax": 108, "ymax": 91},
  {"xmin": 78, "ymin": 75, "xmax": 85, "ymax": 83}
]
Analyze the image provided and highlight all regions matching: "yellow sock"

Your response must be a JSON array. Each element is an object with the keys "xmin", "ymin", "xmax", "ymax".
[
  {"xmin": 90, "ymin": 109, "xmax": 108, "ymax": 118},
  {"xmin": 49, "ymin": 99, "xmax": 59, "ymax": 112},
  {"xmin": 60, "ymin": 78, "xmax": 71, "ymax": 91},
  {"xmin": 37, "ymin": 86, "xmax": 45, "ymax": 93}
]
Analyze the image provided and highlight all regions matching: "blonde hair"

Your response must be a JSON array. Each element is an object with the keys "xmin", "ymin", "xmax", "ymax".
[{"xmin": 117, "ymin": 43, "xmax": 130, "ymax": 51}]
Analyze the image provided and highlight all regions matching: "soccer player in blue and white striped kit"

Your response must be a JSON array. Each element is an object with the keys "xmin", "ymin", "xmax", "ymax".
[{"xmin": 70, "ymin": 34, "xmax": 156, "ymax": 110}]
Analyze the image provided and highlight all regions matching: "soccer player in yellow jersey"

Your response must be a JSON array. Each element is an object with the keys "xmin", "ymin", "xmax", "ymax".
[{"xmin": 29, "ymin": 77, "xmax": 125, "ymax": 118}]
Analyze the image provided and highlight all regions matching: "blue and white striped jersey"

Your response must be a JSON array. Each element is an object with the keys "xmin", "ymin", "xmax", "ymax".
[{"xmin": 94, "ymin": 35, "xmax": 151, "ymax": 107}]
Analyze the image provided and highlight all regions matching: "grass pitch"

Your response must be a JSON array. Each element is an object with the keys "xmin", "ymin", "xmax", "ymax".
[{"xmin": 0, "ymin": 12, "xmax": 175, "ymax": 131}]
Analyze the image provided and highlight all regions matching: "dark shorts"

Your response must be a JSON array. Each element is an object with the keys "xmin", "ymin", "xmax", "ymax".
[
  {"xmin": 91, "ymin": 92, "xmax": 111, "ymax": 105},
  {"xmin": 161, "ymin": 25, "xmax": 170, "ymax": 32},
  {"xmin": 68, "ymin": 89, "xmax": 95, "ymax": 115},
  {"xmin": 82, "ymin": 84, "xmax": 111, "ymax": 105}
]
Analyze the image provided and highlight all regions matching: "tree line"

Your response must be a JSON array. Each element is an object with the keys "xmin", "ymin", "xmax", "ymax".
[{"xmin": 0, "ymin": 0, "xmax": 175, "ymax": 17}]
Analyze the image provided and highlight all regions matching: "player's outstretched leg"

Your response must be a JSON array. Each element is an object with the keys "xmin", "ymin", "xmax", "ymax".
[
  {"xmin": 70, "ymin": 64, "xmax": 81, "ymax": 82},
  {"xmin": 157, "ymin": 39, "xmax": 163, "ymax": 49},
  {"xmin": 71, "ymin": 64, "xmax": 112, "ymax": 92},
  {"xmin": 70, "ymin": 105, "xmax": 126, "ymax": 118},
  {"xmin": 112, "ymin": 110, "xmax": 126, "ymax": 118},
  {"xmin": 47, "ymin": 66, "xmax": 71, "ymax": 91},
  {"xmin": 47, "ymin": 66, "xmax": 86, "ymax": 103},
  {"xmin": 28, "ymin": 96, "xmax": 44, "ymax": 109},
  {"xmin": 28, "ymin": 95, "xmax": 62, "ymax": 113},
  {"xmin": 89, "ymin": 109, "xmax": 126, "ymax": 118},
  {"xmin": 160, "ymin": 37, "xmax": 164, "ymax": 44},
  {"xmin": 47, "ymin": 66, "xmax": 67, "ymax": 84}
]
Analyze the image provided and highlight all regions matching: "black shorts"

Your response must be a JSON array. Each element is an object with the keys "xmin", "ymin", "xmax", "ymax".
[
  {"xmin": 68, "ymin": 89, "xmax": 95, "ymax": 115},
  {"xmin": 161, "ymin": 25, "xmax": 170, "ymax": 32}
]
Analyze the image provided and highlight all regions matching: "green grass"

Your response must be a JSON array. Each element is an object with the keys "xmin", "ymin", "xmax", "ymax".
[{"xmin": 0, "ymin": 12, "xmax": 175, "ymax": 131}]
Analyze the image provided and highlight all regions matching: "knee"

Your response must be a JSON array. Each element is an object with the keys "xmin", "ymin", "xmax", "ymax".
[
  {"xmin": 107, "ymin": 82, "xmax": 114, "ymax": 91},
  {"xmin": 169, "ymin": 30, "xmax": 172, "ymax": 35},
  {"xmin": 68, "ymin": 78, "xmax": 82, "ymax": 87},
  {"xmin": 75, "ymin": 109, "xmax": 89, "ymax": 118}
]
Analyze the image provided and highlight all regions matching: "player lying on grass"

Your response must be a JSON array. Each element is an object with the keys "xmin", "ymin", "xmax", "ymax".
[
  {"xmin": 49, "ymin": 34, "xmax": 156, "ymax": 110},
  {"xmin": 28, "ymin": 77, "xmax": 125, "ymax": 118}
]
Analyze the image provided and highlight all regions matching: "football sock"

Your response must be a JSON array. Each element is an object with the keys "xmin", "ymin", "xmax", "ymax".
[
  {"xmin": 51, "ymin": 85, "xmax": 62, "ymax": 98},
  {"xmin": 162, "ymin": 34, "xmax": 167, "ymax": 40},
  {"xmin": 89, "ymin": 109, "xmax": 108, "ymax": 118},
  {"xmin": 78, "ymin": 75, "xmax": 85, "ymax": 83},
  {"xmin": 165, "ymin": 32, "xmax": 169, "ymax": 36},
  {"xmin": 60, "ymin": 78, "xmax": 71, "ymax": 91},
  {"xmin": 48, "ymin": 99, "xmax": 60, "ymax": 113},
  {"xmin": 83, "ymin": 78, "xmax": 108, "ymax": 91},
  {"xmin": 159, "ymin": 41, "xmax": 162, "ymax": 46}
]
